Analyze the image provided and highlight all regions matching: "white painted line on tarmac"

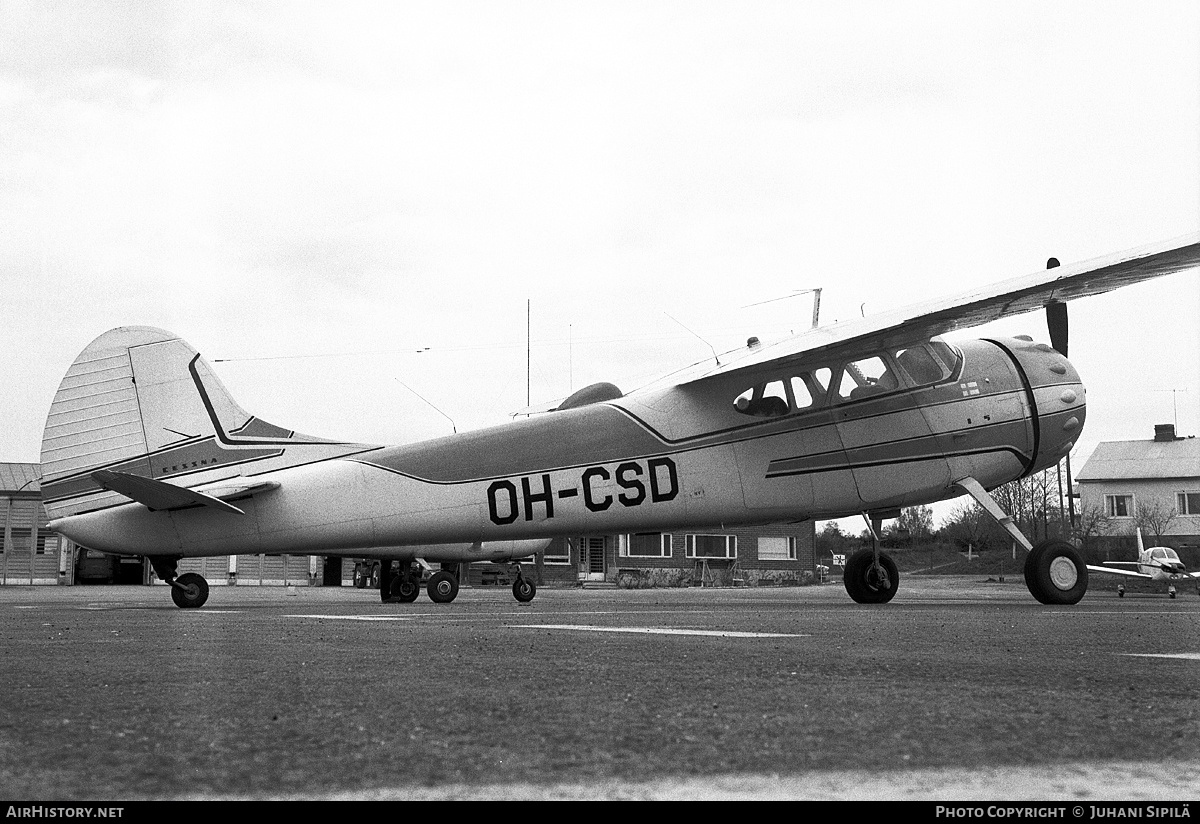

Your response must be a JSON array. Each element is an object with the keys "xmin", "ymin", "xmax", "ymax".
[
  {"xmin": 73, "ymin": 606, "xmax": 245, "ymax": 613},
  {"xmin": 518, "ymin": 624, "xmax": 807, "ymax": 638},
  {"xmin": 1120, "ymin": 653, "xmax": 1200, "ymax": 660},
  {"xmin": 287, "ymin": 614, "xmax": 413, "ymax": 621}
]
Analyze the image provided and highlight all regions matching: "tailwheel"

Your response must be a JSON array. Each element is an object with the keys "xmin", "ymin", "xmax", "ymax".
[
  {"xmin": 1023, "ymin": 539, "xmax": 1088, "ymax": 605},
  {"xmin": 843, "ymin": 548, "xmax": 898, "ymax": 604},
  {"xmin": 427, "ymin": 570, "xmax": 459, "ymax": 604},
  {"xmin": 512, "ymin": 576, "xmax": 536, "ymax": 603},
  {"xmin": 170, "ymin": 572, "xmax": 210, "ymax": 609}
]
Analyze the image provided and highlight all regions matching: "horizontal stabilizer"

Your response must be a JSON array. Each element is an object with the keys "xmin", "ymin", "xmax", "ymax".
[{"xmin": 91, "ymin": 470, "xmax": 245, "ymax": 515}]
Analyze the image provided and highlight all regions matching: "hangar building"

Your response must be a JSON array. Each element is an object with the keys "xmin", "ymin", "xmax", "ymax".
[{"xmin": 0, "ymin": 462, "xmax": 63, "ymax": 584}]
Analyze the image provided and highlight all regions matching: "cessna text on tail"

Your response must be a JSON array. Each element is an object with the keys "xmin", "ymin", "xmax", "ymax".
[{"xmin": 40, "ymin": 234, "xmax": 1200, "ymax": 608}]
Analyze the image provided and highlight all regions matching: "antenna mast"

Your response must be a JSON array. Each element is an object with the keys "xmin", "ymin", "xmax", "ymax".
[{"xmin": 527, "ymin": 299, "xmax": 531, "ymax": 407}]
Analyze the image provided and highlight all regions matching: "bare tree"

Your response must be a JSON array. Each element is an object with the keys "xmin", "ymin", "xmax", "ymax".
[
  {"xmin": 1134, "ymin": 498, "xmax": 1178, "ymax": 545},
  {"xmin": 1071, "ymin": 501, "xmax": 1110, "ymax": 559},
  {"xmin": 988, "ymin": 468, "xmax": 1069, "ymax": 544},
  {"xmin": 940, "ymin": 500, "xmax": 999, "ymax": 552},
  {"xmin": 897, "ymin": 505, "xmax": 934, "ymax": 545}
]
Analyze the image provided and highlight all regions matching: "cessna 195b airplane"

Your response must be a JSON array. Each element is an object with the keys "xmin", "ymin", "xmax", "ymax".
[
  {"xmin": 1087, "ymin": 528, "xmax": 1200, "ymax": 599},
  {"xmin": 40, "ymin": 233, "xmax": 1200, "ymax": 609}
]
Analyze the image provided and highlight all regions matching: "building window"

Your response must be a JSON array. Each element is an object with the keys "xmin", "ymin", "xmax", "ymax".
[
  {"xmin": 623, "ymin": 532, "xmax": 672, "ymax": 558},
  {"xmin": 686, "ymin": 534, "xmax": 736, "ymax": 559},
  {"xmin": 1105, "ymin": 494, "xmax": 1134, "ymax": 518},
  {"xmin": 543, "ymin": 541, "xmax": 571, "ymax": 565},
  {"xmin": 1177, "ymin": 492, "xmax": 1200, "ymax": 516},
  {"xmin": 758, "ymin": 536, "xmax": 797, "ymax": 561}
]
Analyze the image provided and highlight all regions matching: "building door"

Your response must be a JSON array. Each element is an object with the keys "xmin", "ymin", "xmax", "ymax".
[
  {"xmin": 322, "ymin": 557, "xmax": 342, "ymax": 586},
  {"xmin": 580, "ymin": 536, "xmax": 607, "ymax": 582}
]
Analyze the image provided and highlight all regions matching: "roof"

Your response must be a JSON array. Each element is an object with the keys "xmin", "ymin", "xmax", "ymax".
[
  {"xmin": 1075, "ymin": 437, "xmax": 1200, "ymax": 482},
  {"xmin": 0, "ymin": 462, "xmax": 41, "ymax": 494}
]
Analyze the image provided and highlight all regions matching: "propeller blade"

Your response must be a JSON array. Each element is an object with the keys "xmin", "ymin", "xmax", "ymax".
[{"xmin": 1044, "ymin": 257, "xmax": 1068, "ymax": 356}]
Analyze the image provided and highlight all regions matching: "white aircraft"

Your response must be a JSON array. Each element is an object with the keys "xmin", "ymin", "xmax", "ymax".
[
  {"xmin": 1087, "ymin": 529, "xmax": 1200, "ymax": 599},
  {"xmin": 40, "ymin": 234, "xmax": 1200, "ymax": 609}
]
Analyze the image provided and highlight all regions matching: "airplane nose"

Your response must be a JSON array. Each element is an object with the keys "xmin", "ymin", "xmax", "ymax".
[{"xmin": 1006, "ymin": 339, "xmax": 1086, "ymax": 472}]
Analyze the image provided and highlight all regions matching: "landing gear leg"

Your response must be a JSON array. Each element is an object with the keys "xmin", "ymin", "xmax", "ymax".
[
  {"xmin": 149, "ymin": 556, "xmax": 210, "ymax": 609},
  {"xmin": 957, "ymin": 476, "xmax": 1089, "ymax": 605},
  {"xmin": 511, "ymin": 563, "xmax": 536, "ymax": 603},
  {"xmin": 379, "ymin": 560, "xmax": 394, "ymax": 603}
]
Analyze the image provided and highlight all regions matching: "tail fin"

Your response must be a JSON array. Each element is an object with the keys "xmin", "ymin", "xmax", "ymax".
[
  {"xmin": 40, "ymin": 326, "xmax": 375, "ymax": 519},
  {"xmin": 1136, "ymin": 527, "xmax": 1145, "ymax": 554}
]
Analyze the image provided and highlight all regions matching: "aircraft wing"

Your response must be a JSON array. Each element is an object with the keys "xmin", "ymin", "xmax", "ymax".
[
  {"xmin": 664, "ymin": 232, "xmax": 1200, "ymax": 386},
  {"xmin": 1085, "ymin": 564, "xmax": 1149, "ymax": 580}
]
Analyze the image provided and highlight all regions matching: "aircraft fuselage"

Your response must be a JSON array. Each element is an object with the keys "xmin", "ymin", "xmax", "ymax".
[{"xmin": 49, "ymin": 335, "xmax": 1084, "ymax": 561}]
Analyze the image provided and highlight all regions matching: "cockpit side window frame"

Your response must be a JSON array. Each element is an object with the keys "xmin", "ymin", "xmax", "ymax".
[
  {"xmin": 832, "ymin": 353, "xmax": 903, "ymax": 404},
  {"xmin": 927, "ymin": 339, "xmax": 964, "ymax": 380}
]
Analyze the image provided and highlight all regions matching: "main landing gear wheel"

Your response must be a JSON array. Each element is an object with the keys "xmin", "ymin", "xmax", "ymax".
[
  {"xmin": 843, "ymin": 548, "xmax": 898, "ymax": 604},
  {"xmin": 427, "ymin": 571, "xmax": 460, "ymax": 604},
  {"xmin": 512, "ymin": 577, "xmax": 536, "ymax": 603},
  {"xmin": 1023, "ymin": 539, "xmax": 1088, "ymax": 605},
  {"xmin": 170, "ymin": 572, "xmax": 210, "ymax": 609},
  {"xmin": 390, "ymin": 574, "xmax": 420, "ymax": 603}
]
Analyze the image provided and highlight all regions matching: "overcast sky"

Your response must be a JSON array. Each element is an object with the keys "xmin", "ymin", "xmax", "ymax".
[{"xmin": 2, "ymin": 0, "xmax": 1198, "ymax": 517}]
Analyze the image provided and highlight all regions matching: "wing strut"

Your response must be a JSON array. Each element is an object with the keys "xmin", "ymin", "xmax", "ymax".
[{"xmin": 955, "ymin": 476, "xmax": 1033, "ymax": 552}]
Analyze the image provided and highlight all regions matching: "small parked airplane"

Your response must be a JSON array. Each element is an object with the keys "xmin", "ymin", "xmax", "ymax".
[
  {"xmin": 1087, "ymin": 529, "xmax": 1200, "ymax": 598},
  {"xmin": 40, "ymin": 233, "xmax": 1200, "ymax": 609}
]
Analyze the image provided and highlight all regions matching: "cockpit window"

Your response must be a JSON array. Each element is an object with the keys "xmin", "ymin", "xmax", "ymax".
[
  {"xmin": 894, "ymin": 345, "xmax": 944, "ymax": 385},
  {"xmin": 928, "ymin": 339, "xmax": 962, "ymax": 375},
  {"xmin": 835, "ymin": 356, "xmax": 898, "ymax": 402}
]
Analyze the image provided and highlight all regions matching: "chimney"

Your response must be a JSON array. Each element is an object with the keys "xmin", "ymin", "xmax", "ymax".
[{"xmin": 1153, "ymin": 423, "xmax": 1178, "ymax": 442}]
